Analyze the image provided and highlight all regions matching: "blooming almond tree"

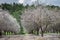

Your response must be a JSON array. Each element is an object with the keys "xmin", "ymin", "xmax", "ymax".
[
  {"xmin": 0, "ymin": 10, "xmax": 20, "ymax": 37},
  {"xmin": 21, "ymin": 5, "xmax": 60, "ymax": 37}
]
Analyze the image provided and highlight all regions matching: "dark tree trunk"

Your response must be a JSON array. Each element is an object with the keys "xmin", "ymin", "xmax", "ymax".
[
  {"xmin": 36, "ymin": 27, "xmax": 39, "ymax": 35},
  {"xmin": 0, "ymin": 31, "xmax": 2, "ymax": 35},
  {"xmin": 40, "ymin": 26, "xmax": 43, "ymax": 37},
  {"xmin": 0, "ymin": 31, "xmax": 2, "ymax": 38},
  {"xmin": 29, "ymin": 30, "xmax": 33, "ymax": 34}
]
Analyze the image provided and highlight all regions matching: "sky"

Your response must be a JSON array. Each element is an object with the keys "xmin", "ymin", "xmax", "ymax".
[
  {"xmin": 0, "ymin": 0, "xmax": 18, "ymax": 4},
  {"xmin": 40, "ymin": 0, "xmax": 60, "ymax": 6},
  {"xmin": 0, "ymin": 0, "xmax": 60, "ymax": 6}
]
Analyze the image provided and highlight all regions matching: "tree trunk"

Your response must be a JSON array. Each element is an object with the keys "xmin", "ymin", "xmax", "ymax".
[
  {"xmin": 36, "ymin": 27, "xmax": 39, "ymax": 35},
  {"xmin": 40, "ymin": 27, "xmax": 43, "ymax": 37},
  {"xmin": 29, "ymin": 30, "xmax": 33, "ymax": 34},
  {"xmin": 0, "ymin": 31, "xmax": 2, "ymax": 38}
]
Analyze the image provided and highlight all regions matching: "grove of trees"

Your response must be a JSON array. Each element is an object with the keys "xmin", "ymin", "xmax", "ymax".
[
  {"xmin": 21, "ymin": 5, "xmax": 60, "ymax": 37},
  {"xmin": 0, "ymin": 3, "xmax": 60, "ymax": 37}
]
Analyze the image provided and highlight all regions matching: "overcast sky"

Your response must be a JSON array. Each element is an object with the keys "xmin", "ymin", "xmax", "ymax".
[{"xmin": 0, "ymin": 0, "xmax": 60, "ymax": 6}]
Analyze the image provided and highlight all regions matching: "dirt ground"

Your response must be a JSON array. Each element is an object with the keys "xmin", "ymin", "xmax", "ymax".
[{"xmin": 0, "ymin": 34, "xmax": 60, "ymax": 40}]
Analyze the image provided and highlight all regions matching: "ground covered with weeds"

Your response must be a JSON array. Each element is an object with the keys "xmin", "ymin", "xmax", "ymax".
[{"xmin": 0, "ymin": 34, "xmax": 60, "ymax": 40}]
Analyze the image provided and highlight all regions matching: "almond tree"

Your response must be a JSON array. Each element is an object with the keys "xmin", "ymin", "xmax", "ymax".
[
  {"xmin": 21, "ymin": 5, "xmax": 60, "ymax": 37},
  {"xmin": 0, "ymin": 10, "xmax": 20, "ymax": 37}
]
